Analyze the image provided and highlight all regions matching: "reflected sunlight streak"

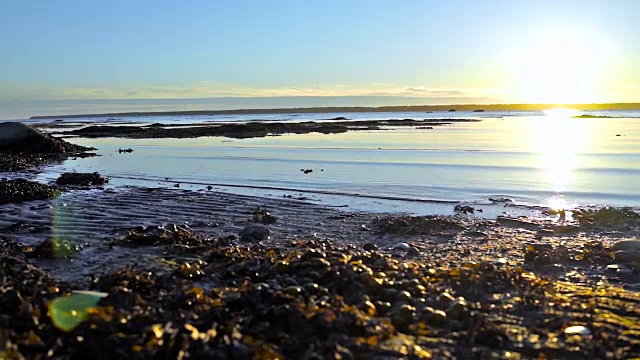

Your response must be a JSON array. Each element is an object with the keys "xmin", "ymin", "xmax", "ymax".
[{"xmin": 535, "ymin": 109, "xmax": 585, "ymax": 209}]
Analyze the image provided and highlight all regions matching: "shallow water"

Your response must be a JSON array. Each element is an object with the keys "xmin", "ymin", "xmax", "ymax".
[{"xmin": 32, "ymin": 110, "xmax": 640, "ymax": 214}]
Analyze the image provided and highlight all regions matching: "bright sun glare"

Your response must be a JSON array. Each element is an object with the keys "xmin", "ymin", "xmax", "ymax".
[
  {"xmin": 513, "ymin": 28, "xmax": 608, "ymax": 104},
  {"xmin": 534, "ymin": 108, "xmax": 586, "ymax": 210}
]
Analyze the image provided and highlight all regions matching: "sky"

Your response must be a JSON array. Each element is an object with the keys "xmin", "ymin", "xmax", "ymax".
[{"xmin": 1, "ymin": 0, "xmax": 639, "ymax": 118}]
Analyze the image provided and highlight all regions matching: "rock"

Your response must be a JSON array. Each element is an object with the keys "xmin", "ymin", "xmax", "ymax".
[
  {"xmin": 56, "ymin": 172, "xmax": 108, "ymax": 186},
  {"xmin": 391, "ymin": 304, "xmax": 416, "ymax": 329},
  {"xmin": 0, "ymin": 179, "xmax": 58, "ymax": 205},
  {"xmin": 252, "ymin": 207, "xmax": 277, "ymax": 224},
  {"xmin": 379, "ymin": 288, "xmax": 398, "ymax": 302},
  {"xmin": 424, "ymin": 307, "xmax": 448, "ymax": 327},
  {"xmin": 363, "ymin": 243, "xmax": 378, "ymax": 252},
  {"xmin": 405, "ymin": 246, "xmax": 421, "ymax": 257},
  {"xmin": 564, "ymin": 325, "xmax": 591, "ymax": 336},
  {"xmin": 615, "ymin": 250, "xmax": 640, "ymax": 264},
  {"xmin": 239, "ymin": 225, "xmax": 271, "ymax": 242},
  {"xmin": 393, "ymin": 243, "xmax": 412, "ymax": 251},
  {"xmin": 454, "ymin": 205, "xmax": 475, "ymax": 214},
  {"xmin": 0, "ymin": 122, "xmax": 79, "ymax": 154},
  {"xmin": 613, "ymin": 240, "xmax": 640, "ymax": 252}
]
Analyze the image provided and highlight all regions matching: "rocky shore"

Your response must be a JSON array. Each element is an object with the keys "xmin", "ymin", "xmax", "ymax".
[{"xmin": 2, "ymin": 123, "xmax": 640, "ymax": 359}]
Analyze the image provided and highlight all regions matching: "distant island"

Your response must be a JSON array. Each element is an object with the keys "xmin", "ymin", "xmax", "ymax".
[{"xmin": 29, "ymin": 102, "xmax": 640, "ymax": 119}]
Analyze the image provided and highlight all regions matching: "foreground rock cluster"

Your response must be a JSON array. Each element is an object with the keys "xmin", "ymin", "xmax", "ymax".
[
  {"xmin": 2, "ymin": 211, "xmax": 640, "ymax": 359},
  {"xmin": 0, "ymin": 122, "xmax": 94, "ymax": 172}
]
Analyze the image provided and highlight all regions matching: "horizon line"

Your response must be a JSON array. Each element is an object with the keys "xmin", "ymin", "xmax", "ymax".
[{"xmin": 27, "ymin": 102, "xmax": 640, "ymax": 119}]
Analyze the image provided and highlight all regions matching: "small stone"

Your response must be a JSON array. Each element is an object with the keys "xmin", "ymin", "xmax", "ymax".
[
  {"xmin": 239, "ymin": 225, "xmax": 271, "ymax": 242},
  {"xmin": 374, "ymin": 301, "xmax": 392, "ymax": 315},
  {"xmin": 564, "ymin": 325, "xmax": 591, "ymax": 336},
  {"xmin": 613, "ymin": 240, "xmax": 640, "ymax": 252},
  {"xmin": 284, "ymin": 286, "xmax": 302, "ymax": 296},
  {"xmin": 359, "ymin": 300, "xmax": 376, "ymax": 315},
  {"xmin": 393, "ymin": 242, "xmax": 412, "ymax": 251},
  {"xmin": 397, "ymin": 290, "xmax": 412, "ymax": 303},
  {"xmin": 363, "ymin": 243, "xmax": 378, "ymax": 252},
  {"xmin": 424, "ymin": 307, "xmax": 448, "ymax": 328},
  {"xmin": 615, "ymin": 250, "xmax": 640, "ymax": 263},
  {"xmin": 446, "ymin": 298, "xmax": 469, "ymax": 320},
  {"xmin": 494, "ymin": 258, "xmax": 508, "ymax": 266},
  {"xmin": 303, "ymin": 283, "xmax": 319, "ymax": 294},
  {"xmin": 406, "ymin": 246, "xmax": 420, "ymax": 257},
  {"xmin": 379, "ymin": 288, "xmax": 398, "ymax": 302}
]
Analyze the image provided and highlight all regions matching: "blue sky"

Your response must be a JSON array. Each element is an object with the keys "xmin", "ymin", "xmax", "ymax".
[{"xmin": 1, "ymin": 0, "xmax": 639, "ymax": 107}]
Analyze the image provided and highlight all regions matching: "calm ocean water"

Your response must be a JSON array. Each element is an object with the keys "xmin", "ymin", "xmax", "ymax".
[{"xmin": 26, "ymin": 109, "xmax": 640, "ymax": 215}]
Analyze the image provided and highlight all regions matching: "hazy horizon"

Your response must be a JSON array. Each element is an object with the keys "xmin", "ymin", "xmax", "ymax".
[{"xmin": 5, "ymin": 96, "xmax": 640, "ymax": 121}]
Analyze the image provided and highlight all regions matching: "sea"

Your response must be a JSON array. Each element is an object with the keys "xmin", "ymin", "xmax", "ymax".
[{"xmin": 10, "ymin": 108, "xmax": 640, "ymax": 217}]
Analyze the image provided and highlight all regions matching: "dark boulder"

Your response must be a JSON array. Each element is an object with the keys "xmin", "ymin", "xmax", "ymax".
[
  {"xmin": 0, "ymin": 122, "xmax": 85, "ymax": 154},
  {"xmin": 56, "ymin": 172, "xmax": 108, "ymax": 186}
]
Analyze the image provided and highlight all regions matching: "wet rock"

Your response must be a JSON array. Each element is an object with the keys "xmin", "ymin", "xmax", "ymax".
[
  {"xmin": 405, "ymin": 246, "xmax": 421, "ymax": 257},
  {"xmin": 117, "ymin": 148, "xmax": 134, "ymax": 153},
  {"xmin": 29, "ymin": 238, "xmax": 80, "ymax": 259},
  {"xmin": 574, "ymin": 207, "xmax": 640, "ymax": 231},
  {"xmin": 284, "ymin": 286, "xmax": 302, "ymax": 296},
  {"xmin": 423, "ymin": 306, "xmax": 448, "ymax": 328},
  {"xmin": 613, "ymin": 240, "xmax": 640, "ymax": 252},
  {"xmin": 56, "ymin": 172, "xmax": 108, "ymax": 186},
  {"xmin": 0, "ymin": 122, "xmax": 79, "ymax": 154},
  {"xmin": 497, "ymin": 216, "xmax": 540, "ymax": 230},
  {"xmin": 251, "ymin": 207, "xmax": 277, "ymax": 224},
  {"xmin": 454, "ymin": 205, "xmax": 475, "ymax": 214},
  {"xmin": 239, "ymin": 225, "xmax": 271, "ymax": 242},
  {"xmin": 373, "ymin": 215, "xmax": 465, "ymax": 236},
  {"xmin": 122, "ymin": 224, "xmax": 204, "ymax": 247},
  {"xmin": 396, "ymin": 290, "xmax": 412, "ymax": 303},
  {"xmin": 446, "ymin": 297, "xmax": 469, "ymax": 320},
  {"xmin": 615, "ymin": 250, "xmax": 640, "ymax": 264},
  {"xmin": 379, "ymin": 288, "xmax": 398, "ymax": 302},
  {"xmin": 0, "ymin": 179, "xmax": 58, "ymax": 205},
  {"xmin": 178, "ymin": 261, "xmax": 205, "ymax": 279},
  {"xmin": 392, "ymin": 242, "xmax": 412, "ymax": 251},
  {"xmin": 363, "ymin": 243, "xmax": 378, "ymax": 252},
  {"xmin": 391, "ymin": 304, "xmax": 416, "ymax": 329},
  {"xmin": 564, "ymin": 325, "xmax": 591, "ymax": 336}
]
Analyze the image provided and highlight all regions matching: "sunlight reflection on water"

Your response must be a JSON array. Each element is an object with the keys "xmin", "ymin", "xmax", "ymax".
[{"xmin": 536, "ymin": 109, "xmax": 585, "ymax": 209}]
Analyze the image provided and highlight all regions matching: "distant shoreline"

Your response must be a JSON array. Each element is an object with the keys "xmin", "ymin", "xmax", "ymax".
[{"xmin": 29, "ymin": 102, "xmax": 640, "ymax": 119}]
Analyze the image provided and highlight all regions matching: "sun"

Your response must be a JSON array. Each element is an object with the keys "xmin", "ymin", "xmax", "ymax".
[{"xmin": 510, "ymin": 28, "xmax": 608, "ymax": 104}]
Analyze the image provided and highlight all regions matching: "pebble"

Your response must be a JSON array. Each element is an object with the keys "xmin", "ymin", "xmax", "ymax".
[
  {"xmin": 239, "ymin": 225, "xmax": 271, "ymax": 242},
  {"xmin": 405, "ymin": 246, "xmax": 421, "ymax": 257},
  {"xmin": 613, "ymin": 240, "xmax": 640, "ymax": 252},
  {"xmin": 284, "ymin": 286, "xmax": 302, "ymax": 296},
  {"xmin": 564, "ymin": 325, "xmax": 591, "ymax": 336},
  {"xmin": 363, "ymin": 243, "xmax": 378, "ymax": 252},
  {"xmin": 392, "ymin": 242, "xmax": 412, "ymax": 251},
  {"xmin": 615, "ymin": 250, "xmax": 640, "ymax": 264},
  {"xmin": 424, "ymin": 307, "xmax": 448, "ymax": 328},
  {"xmin": 380, "ymin": 288, "xmax": 398, "ymax": 302}
]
